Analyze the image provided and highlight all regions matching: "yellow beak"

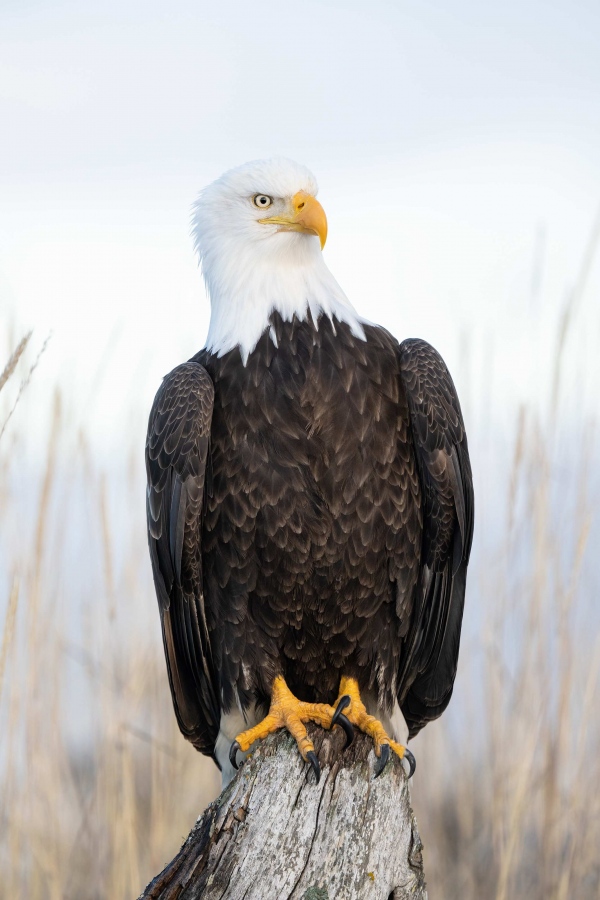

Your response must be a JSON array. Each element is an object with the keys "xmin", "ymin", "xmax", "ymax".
[{"xmin": 259, "ymin": 191, "xmax": 328, "ymax": 249}]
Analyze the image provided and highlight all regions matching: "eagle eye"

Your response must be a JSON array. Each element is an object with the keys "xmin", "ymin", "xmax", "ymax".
[{"xmin": 253, "ymin": 194, "xmax": 273, "ymax": 209}]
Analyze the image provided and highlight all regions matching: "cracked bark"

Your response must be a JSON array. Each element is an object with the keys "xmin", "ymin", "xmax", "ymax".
[{"xmin": 138, "ymin": 726, "xmax": 427, "ymax": 900}]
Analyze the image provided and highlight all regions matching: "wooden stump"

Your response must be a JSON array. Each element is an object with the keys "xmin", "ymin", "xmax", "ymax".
[{"xmin": 139, "ymin": 726, "xmax": 427, "ymax": 900}]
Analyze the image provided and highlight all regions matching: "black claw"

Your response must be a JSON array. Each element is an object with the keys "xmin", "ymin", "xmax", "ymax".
[
  {"xmin": 336, "ymin": 713, "xmax": 355, "ymax": 750},
  {"xmin": 331, "ymin": 696, "xmax": 354, "ymax": 749},
  {"xmin": 306, "ymin": 750, "xmax": 321, "ymax": 784},
  {"xmin": 332, "ymin": 694, "xmax": 351, "ymax": 719},
  {"xmin": 374, "ymin": 743, "xmax": 390, "ymax": 777},
  {"xmin": 403, "ymin": 747, "xmax": 416, "ymax": 779},
  {"xmin": 229, "ymin": 740, "xmax": 241, "ymax": 771}
]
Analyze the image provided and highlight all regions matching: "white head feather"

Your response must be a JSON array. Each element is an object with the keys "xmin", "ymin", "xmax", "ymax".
[{"xmin": 192, "ymin": 157, "xmax": 365, "ymax": 363}]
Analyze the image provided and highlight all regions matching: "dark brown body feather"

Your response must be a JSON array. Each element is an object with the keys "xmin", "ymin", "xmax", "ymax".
[{"xmin": 145, "ymin": 313, "xmax": 474, "ymax": 760}]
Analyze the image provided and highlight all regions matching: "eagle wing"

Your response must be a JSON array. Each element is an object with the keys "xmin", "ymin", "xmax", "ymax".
[
  {"xmin": 145, "ymin": 362, "xmax": 220, "ymax": 755},
  {"xmin": 397, "ymin": 339, "xmax": 474, "ymax": 738}
]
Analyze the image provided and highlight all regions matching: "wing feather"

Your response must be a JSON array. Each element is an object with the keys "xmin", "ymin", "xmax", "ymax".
[
  {"xmin": 145, "ymin": 362, "xmax": 220, "ymax": 756},
  {"xmin": 397, "ymin": 339, "xmax": 474, "ymax": 737}
]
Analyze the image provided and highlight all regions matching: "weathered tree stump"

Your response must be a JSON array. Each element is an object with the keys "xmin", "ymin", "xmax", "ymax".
[{"xmin": 139, "ymin": 726, "xmax": 427, "ymax": 900}]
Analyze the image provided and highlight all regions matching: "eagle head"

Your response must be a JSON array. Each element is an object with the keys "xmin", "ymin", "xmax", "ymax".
[
  {"xmin": 192, "ymin": 158, "xmax": 360, "ymax": 362},
  {"xmin": 192, "ymin": 158, "xmax": 327, "ymax": 264}
]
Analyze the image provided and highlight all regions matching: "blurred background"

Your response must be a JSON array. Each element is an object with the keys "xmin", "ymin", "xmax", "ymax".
[{"xmin": 1, "ymin": 1, "xmax": 599, "ymax": 897}]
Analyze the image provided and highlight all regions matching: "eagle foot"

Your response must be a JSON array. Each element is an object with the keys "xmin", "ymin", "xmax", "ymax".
[
  {"xmin": 229, "ymin": 675, "xmax": 353, "ymax": 778},
  {"xmin": 333, "ymin": 677, "xmax": 416, "ymax": 779}
]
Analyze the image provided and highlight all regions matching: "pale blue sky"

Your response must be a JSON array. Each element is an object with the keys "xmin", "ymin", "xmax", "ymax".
[
  {"xmin": 2, "ymin": 0, "xmax": 600, "ymax": 174},
  {"xmin": 1, "ymin": 0, "xmax": 599, "ymax": 456}
]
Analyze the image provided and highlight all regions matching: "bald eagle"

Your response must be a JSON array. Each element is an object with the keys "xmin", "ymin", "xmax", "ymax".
[{"xmin": 146, "ymin": 158, "xmax": 474, "ymax": 785}]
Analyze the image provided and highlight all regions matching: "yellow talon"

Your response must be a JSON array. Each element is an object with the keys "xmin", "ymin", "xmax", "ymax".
[
  {"xmin": 334, "ymin": 676, "xmax": 415, "ymax": 776},
  {"xmin": 232, "ymin": 675, "xmax": 337, "ymax": 765},
  {"xmin": 390, "ymin": 739, "xmax": 407, "ymax": 760},
  {"xmin": 230, "ymin": 674, "xmax": 415, "ymax": 780}
]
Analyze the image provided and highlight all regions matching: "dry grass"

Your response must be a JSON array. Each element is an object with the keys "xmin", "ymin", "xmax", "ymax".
[{"xmin": 0, "ymin": 285, "xmax": 598, "ymax": 899}]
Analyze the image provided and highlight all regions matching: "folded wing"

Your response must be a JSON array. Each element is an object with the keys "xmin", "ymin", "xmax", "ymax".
[
  {"xmin": 146, "ymin": 362, "xmax": 220, "ymax": 755},
  {"xmin": 397, "ymin": 339, "xmax": 474, "ymax": 737}
]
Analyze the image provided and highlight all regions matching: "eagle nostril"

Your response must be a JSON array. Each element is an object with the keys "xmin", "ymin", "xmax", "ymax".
[{"xmin": 297, "ymin": 201, "xmax": 305, "ymax": 210}]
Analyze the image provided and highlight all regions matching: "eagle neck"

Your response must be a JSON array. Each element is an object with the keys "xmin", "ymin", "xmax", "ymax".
[{"xmin": 203, "ymin": 247, "xmax": 366, "ymax": 364}]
